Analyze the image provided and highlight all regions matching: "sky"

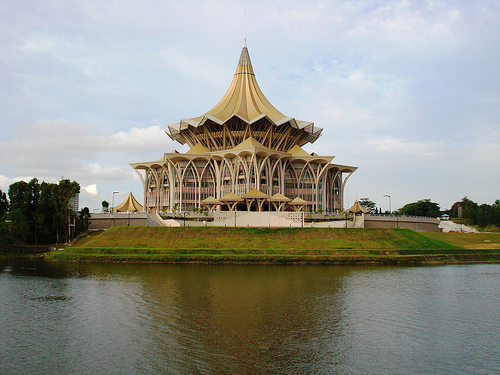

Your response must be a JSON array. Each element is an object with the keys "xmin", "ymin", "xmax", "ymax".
[{"xmin": 1, "ymin": 0, "xmax": 499, "ymax": 212}]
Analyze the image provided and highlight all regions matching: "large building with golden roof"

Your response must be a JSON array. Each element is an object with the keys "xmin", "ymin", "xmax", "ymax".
[{"xmin": 131, "ymin": 43, "xmax": 357, "ymax": 214}]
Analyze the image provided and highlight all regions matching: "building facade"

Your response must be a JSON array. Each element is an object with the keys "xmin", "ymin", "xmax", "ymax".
[{"xmin": 131, "ymin": 44, "xmax": 357, "ymax": 214}]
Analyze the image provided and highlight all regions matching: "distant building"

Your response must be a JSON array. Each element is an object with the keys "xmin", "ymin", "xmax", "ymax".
[
  {"xmin": 68, "ymin": 194, "xmax": 79, "ymax": 212},
  {"xmin": 131, "ymin": 43, "xmax": 357, "ymax": 214}
]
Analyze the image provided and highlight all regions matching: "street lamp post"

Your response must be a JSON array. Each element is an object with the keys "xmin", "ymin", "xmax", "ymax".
[
  {"xmin": 112, "ymin": 191, "xmax": 119, "ymax": 227},
  {"xmin": 383, "ymin": 194, "xmax": 391, "ymax": 215}
]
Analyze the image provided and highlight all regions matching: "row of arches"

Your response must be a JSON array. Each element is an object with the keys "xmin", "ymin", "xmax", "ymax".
[{"xmin": 141, "ymin": 155, "xmax": 345, "ymax": 213}]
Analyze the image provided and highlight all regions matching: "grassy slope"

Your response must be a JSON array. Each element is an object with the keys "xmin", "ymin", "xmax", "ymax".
[
  {"xmin": 421, "ymin": 232, "xmax": 500, "ymax": 249},
  {"xmin": 44, "ymin": 227, "xmax": 500, "ymax": 264},
  {"xmin": 66, "ymin": 226, "xmax": 457, "ymax": 251}
]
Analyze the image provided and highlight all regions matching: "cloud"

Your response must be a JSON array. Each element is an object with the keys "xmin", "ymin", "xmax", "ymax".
[
  {"xmin": 104, "ymin": 125, "xmax": 170, "ymax": 153},
  {"xmin": 0, "ymin": 175, "xmax": 35, "ymax": 193},
  {"xmin": 1, "ymin": 0, "xmax": 499, "ymax": 212},
  {"xmin": 0, "ymin": 120, "xmax": 171, "ymax": 172},
  {"xmin": 0, "ymin": 120, "xmax": 173, "ymax": 208},
  {"xmin": 83, "ymin": 184, "xmax": 98, "ymax": 196},
  {"xmin": 366, "ymin": 137, "xmax": 442, "ymax": 157}
]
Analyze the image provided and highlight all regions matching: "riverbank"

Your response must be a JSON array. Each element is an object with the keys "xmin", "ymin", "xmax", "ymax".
[{"xmin": 42, "ymin": 227, "xmax": 500, "ymax": 265}]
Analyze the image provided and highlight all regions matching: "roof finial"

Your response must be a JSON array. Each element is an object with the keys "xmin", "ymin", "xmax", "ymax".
[{"xmin": 244, "ymin": 12, "xmax": 247, "ymax": 47}]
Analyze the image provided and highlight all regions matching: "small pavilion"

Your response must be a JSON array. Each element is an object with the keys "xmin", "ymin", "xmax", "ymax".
[
  {"xmin": 346, "ymin": 200, "xmax": 371, "ymax": 214},
  {"xmin": 112, "ymin": 192, "xmax": 143, "ymax": 213}
]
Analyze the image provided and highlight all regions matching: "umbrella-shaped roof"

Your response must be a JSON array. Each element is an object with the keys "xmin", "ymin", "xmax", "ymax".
[
  {"xmin": 288, "ymin": 197, "xmax": 307, "ymax": 206},
  {"xmin": 242, "ymin": 189, "xmax": 269, "ymax": 199},
  {"xmin": 219, "ymin": 192, "xmax": 244, "ymax": 202},
  {"xmin": 201, "ymin": 196, "xmax": 222, "ymax": 205},
  {"xmin": 347, "ymin": 200, "xmax": 371, "ymax": 214},
  {"xmin": 166, "ymin": 43, "xmax": 322, "ymax": 150},
  {"xmin": 112, "ymin": 192, "xmax": 143, "ymax": 212},
  {"xmin": 269, "ymin": 193, "xmax": 291, "ymax": 202}
]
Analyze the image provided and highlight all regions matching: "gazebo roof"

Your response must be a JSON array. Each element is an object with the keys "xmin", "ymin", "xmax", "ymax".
[
  {"xmin": 347, "ymin": 200, "xmax": 371, "ymax": 213},
  {"xmin": 219, "ymin": 192, "xmax": 244, "ymax": 202},
  {"xmin": 242, "ymin": 189, "xmax": 269, "ymax": 199},
  {"xmin": 112, "ymin": 192, "xmax": 143, "ymax": 212},
  {"xmin": 201, "ymin": 196, "xmax": 222, "ymax": 205},
  {"xmin": 269, "ymin": 193, "xmax": 291, "ymax": 202},
  {"xmin": 288, "ymin": 197, "xmax": 307, "ymax": 206}
]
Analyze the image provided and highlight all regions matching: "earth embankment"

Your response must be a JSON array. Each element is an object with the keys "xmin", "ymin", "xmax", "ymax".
[{"xmin": 44, "ymin": 227, "xmax": 500, "ymax": 264}]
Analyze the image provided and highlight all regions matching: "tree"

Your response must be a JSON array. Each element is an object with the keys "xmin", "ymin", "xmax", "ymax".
[
  {"xmin": 76, "ymin": 207, "xmax": 91, "ymax": 233},
  {"xmin": 6, "ymin": 178, "xmax": 80, "ymax": 244},
  {"xmin": 449, "ymin": 197, "xmax": 479, "ymax": 223},
  {"xmin": 359, "ymin": 198, "xmax": 376, "ymax": 212},
  {"xmin": 493, "ymin": 200, "xmax": 500, "ymax": 227},
  {"xmin": 0, "ymin": 190, "xmax": 11, "ymax": 245},
  {"xmin": 55, "ymin": 179, "xmax": 80, "ymax": 242},
  {"xmin": 8, "ymin": 179, "xmax": 39, "ymax": 243},
  {"xmin": 8, "ymin": 209, "xmax": 30, "ymax": 243},
  {"xmin": 102, "ymin": 200, "xmax": 109, "ymax": 213},
  {"xmin": 448, "ymin": 197, "xmax": 500, "ymax": 229},
  {"xmin": 0, "ymin": 190, "xmax": 8, "ymax": 218},
  {"xmin": 398, "ymin": 199, "xmax": 441, "ymax": 218}
]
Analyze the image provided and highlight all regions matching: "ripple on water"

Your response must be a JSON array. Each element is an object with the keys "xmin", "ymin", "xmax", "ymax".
[{"xmin": 1, "ymin": 262, "xmax": 499, "ymax": 375}]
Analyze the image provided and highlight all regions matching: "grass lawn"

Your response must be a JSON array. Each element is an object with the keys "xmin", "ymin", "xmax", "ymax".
[
  {"xmin": 66, "ymin": 226, "xmax": 458, "ymax": 251},
  {"xmin": 421, "ymin": 232, "xmax": 500, "ymax": 249},
  {"xmin": 42, "ymin": 226, "xmax": 500, "ymax": 264}
]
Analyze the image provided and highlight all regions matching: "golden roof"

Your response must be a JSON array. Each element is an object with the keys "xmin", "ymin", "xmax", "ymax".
[
  {"xmin": 219, "ymin": 192, "xmax": 244, "ymax": 202},
  {"xmin": 186, "ymin": 143, "xmax": 210, "ymax": 154},
  {"xmin": 288, "ymin": 144, "xmax": 311, "ymax": 157},
  {"xmin": 195, "ymin": 45, "xmax": 286, "ymax": 124},
  {"xmin": 347, "ymin": 200, "xmax": 371, "ymax": 214},
  {"xmin": 242, "ymin": 189, "xmax": 269, "ymax": 199},
  {"xmin": 201, "ymin": 196, "xmax": 222, "ymax": 205},
  {"xmin": 233, "ymin": 137, "xmax": 266, "ymax": 149},
  {"xmin": 288, "ymin": 197, "xmax": 307, "ymax": 206},
  {"xmin": 112, "ymin": 192, "xmax": 143, "ymax": 212},
  {"xmin": 269, "ymin": 193, "xmax": 291, "ymax": 202},
  {"xmin": 167, "ymin": 43, "xmax": 322, "ymax": 147}
]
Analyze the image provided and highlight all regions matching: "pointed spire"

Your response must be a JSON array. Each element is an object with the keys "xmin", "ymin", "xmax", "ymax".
[
  {"xmin": 238, "ymin": 44, "xmax": 252, "ymax": 68},
  {"xmin": 244, "ymin": 12, "xmax": 247, "ymax": 47}
]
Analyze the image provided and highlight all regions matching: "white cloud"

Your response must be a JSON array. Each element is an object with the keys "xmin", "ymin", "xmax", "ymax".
[
  {"xmin": 1, "ymin": 0, "xmax": 499, "ymax": 211},
  {"xmin": 366, "ymin": 137, "xmax": 442, "ymax": 157},
  {"xmin": 83, "ymin": 184, "xmax": 98, "ymax": 196},
  {"xmin": 104, "ymin": 125, "xmax": 170, "ymax": 153},
  {"xmin": 0, "ymin": 175, "xmax": 34, "ymax": 193},
  {"xmin": 0, "ymin": 120, "xmax": 171, "ymax": 209}
]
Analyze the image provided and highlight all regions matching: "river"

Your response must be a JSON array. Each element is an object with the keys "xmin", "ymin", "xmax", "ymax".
[{"xmin": 1, "ymin": 260, "xmax": 499, "ymax": 374}]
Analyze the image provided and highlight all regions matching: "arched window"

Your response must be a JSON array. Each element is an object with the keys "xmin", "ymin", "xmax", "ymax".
[
  {"xmin": 248, "ymin": 163, "xmax": 257, "ymax": 191},
  {"xmin": 146, "ymin": 170, "xmax": 158, "ymax": 208},
  {"xmin": 182, "ymin": 164, "xmax": 198, "ymax": 210},
  {"xmin": 284, "ymin": 164, "xmax": 298, "ymax": 197},
  {"xmin": 234, "ymin": 160, "xmax": 247, "ymax": 196},
  {"xmin": 200, "ymin": 164, "xmax": 216, "ymax": 202},
  {"xmin": 299, "ymin": 166, "xmax": 316, "ymax": 207},
  {"xmin": 160, "ymin": 170, "xmax": 170, "ymax": 210},
  {"xmin": 221, "ymin": 162, "xmax": 234, "ymax": 196}
]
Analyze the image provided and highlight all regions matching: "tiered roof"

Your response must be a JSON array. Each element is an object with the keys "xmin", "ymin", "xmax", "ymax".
[{"xmin": 166, "ymin": 43, "xmax": 322, "ymax": 151}]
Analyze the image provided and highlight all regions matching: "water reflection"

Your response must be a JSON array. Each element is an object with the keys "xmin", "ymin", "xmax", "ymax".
[{"xmin": 1, "ymin": 261, "xmax": 499, "ymax": 374}]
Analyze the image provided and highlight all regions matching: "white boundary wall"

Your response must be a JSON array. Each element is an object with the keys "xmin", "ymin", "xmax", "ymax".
[{"xmin": 213, "ymin": 211, "xmax": 304, "ymax": 227}]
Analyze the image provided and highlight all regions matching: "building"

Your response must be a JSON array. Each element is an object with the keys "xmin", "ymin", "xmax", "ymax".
[
  {"xmin": 131, "ymin": 43, "xmax": 357, "ymax": 214},
  {"xmin": 68, "ymin": 193, "xmax": 79, "ymax": 213}
]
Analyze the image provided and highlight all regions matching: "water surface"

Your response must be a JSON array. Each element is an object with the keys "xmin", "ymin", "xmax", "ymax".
[{"xmin": 1, "ymin": 261, "xmax": 499, "ymax": 374}]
